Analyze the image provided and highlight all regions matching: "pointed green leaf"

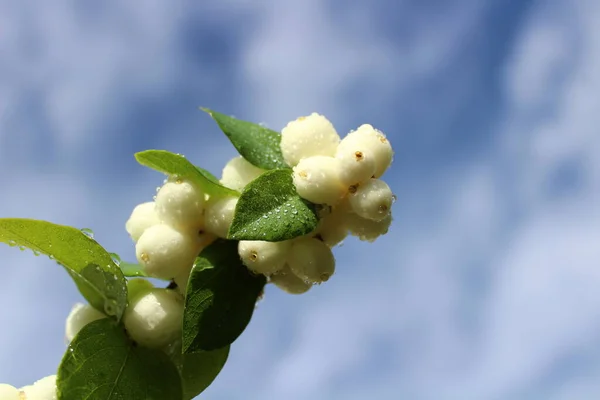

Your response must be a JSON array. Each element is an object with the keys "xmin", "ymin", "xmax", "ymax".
[
  {"xmin": 0, "ymin": 219, "xmax": 127, "ymax": 320},
  {"xmin": 183, "ymin": 240, "xmax": 266, "ymax": 353},
  {"xmin": 180, "ymin": 347, "xmax": 229, "ymax": 399},
  {"xmin": 57, "ymin": 318, "xmax": 183, "ymax": 400},
  {"xmin": 228, "ymin": 169, "xmax": 318, "ymax": 241},
  {"xmin": 201, "ymin": 108, "xmax": 288, "ymax": 170},
  {"xmin": 135, "ymin": 150, "xmax": 239, "ymax": 197},
  {"xmin": 119, "ymin": 262, "xmax": 148, "ymax": 278},
  {"xmin": 164, "ymin": 340, "xmax": 230, "ymax": 400}
]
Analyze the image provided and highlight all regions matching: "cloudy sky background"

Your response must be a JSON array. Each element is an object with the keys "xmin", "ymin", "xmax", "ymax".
[{"xmin": 1, "ymin": 0, "xmax": 599, "ymax": 399}]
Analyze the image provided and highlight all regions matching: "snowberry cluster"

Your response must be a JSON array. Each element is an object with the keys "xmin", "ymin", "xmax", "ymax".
[
  {"xmin": 0, "ymin": 375, "xmax": 57, "ymax": 400},
  {"xmin": 234, "ymin": 113, "xmax": 395, "ymax": 295},
  {"xmin": 123, "ymin": 112, "xmax": 394, "ymax": 299}
]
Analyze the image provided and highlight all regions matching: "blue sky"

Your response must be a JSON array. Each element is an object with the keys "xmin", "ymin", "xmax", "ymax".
[{"xmin": 1, "ymin": 0, "xmax": 599, "ymax": 399}]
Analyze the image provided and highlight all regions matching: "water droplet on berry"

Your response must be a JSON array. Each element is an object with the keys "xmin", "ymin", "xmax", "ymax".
[{"xmin": 140, "ymin": 252, "xmax": 150, "ymax": 262}]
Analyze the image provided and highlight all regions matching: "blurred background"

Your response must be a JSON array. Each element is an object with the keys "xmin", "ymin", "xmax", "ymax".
[{"xmin": 1, "ymin": 0, "xmax": 599, "ymax": 399}]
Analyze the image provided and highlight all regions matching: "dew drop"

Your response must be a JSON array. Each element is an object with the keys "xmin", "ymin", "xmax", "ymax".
[
  {"xmin": 104, "ymin": 299, "xmax": 119, "ymax": 316},
  {"xmin": 109, "ymin": 253, "xmax": 122, "ymax": 266},
  {"xmin": 81, "ymin": 228, "xmax": 94, "ymax": 239},
  {"xmin": 292, "ymin": 210, "xmax": 298, "ymax": 215},
  {"xmin": 18, "ymin": 245, "xmax": 26, "ymax": 251},
  {"xmin": 392, "ymin": 194, "xmax": 398, "ymax": 203},
  {"xmin": 33, "ymin": 250, "xmax": 41, "ymax": 256},
  {"xmin": 49, "ymin": 255, "xmax": 56, "ymax": 260},
  {"xmin": 8, "ymin": 240, "xmax": 17, "ymax": 247}
]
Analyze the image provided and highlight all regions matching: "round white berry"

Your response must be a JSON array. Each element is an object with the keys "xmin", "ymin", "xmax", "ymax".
[
  {"xmin": 65, "ymin": 303, "xmax": 106, "ymax": 343},
  {"xmin": 135, "ymin": 224, "xmax": 201, "ymax": 280},
  {"xmin": 220, "ymin": 156, "xmax": 265, "ymax": 191},
  {"xmin": 293, "ymin": 156, "xmax": 346, "ymax": 206},
  {"xmin": 280, "ymin": 113, "xmax": 341, "ymax": 167},
  {"xmin": 347, "ymin": 124, "xmax": 393, "ymax": 178},
  {"xmin": 20, "ymin": 375, "xmax": 57, "ymax": 400},
  {"xmin": 204, "ymin": 196, "xmax": 238, "ymax": 238},
  {"xmin": 288, "ymin": 237, "xmax": 336, "ymax": 284},
  {"xmin": 238, "ymin": 240, "xmax": 291, "ymax": 275},
  {"xmin": 0, "ymin": 384, "xmax": 20, "ymax": 400},
  {"xmin": 346, "ymin": 212, "xmax": 392, "ymax": 242},
  {"xmin": 314, "ymin": 207, "xmax": 349, "ymax": 247},
  {"xmin": 270, "ymin": 265, "xmax": 312, "ymax": 294},
  {"xmin": 172, "ymin": 231, "xmax": 216, "ymax": 295},
  {"xmin": 125, "ymin": 202, "xmax": 160, "ymax": 242},
  {"xmin": 348, "ymin": 179, "xmax": 393, "ymax": 221},
  {"xmin": 155, "ymin": 180, "xmax": 206, "ymax": 231},
  {"xmin": 123, "ymin": 288, "xmax": 184, "ymax": 348},
  {"xmin": 127, "ymin": 278, "xmax": 155, "ymax": 303},
  {"xmin": 335, "ymin": 134, "xmax": 377, "ymax": 186}
]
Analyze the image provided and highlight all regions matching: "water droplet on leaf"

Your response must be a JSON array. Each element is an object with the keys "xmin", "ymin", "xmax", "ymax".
[{"xmin": 81, "ymin": 228, "xmax": 94, "ymax": 239}]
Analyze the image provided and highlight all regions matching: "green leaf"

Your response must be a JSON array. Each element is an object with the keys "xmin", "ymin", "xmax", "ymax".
[
  {"xmin": 0, "ymin": 219, "xmax": 128, "ymax": 321},
  {"xmin": 180, "ymin": 348, "xmax": 229, "ymax": 399},
  {"xmin": 164, "ymin": 340, "xmax": 230, "ymax": 400},
  {"xmin": 119, "ymin": 262, "xmax": 148, "ymax": 277},
  {"xmin": 183, "ymin": 240, "xmax": 266, "ymax": 353},
  {"xmin": 135, "ymin": 150, "xmax": 239, "ymax": 197},
  {"xmin": 201, "ymin": 108, "xmax": 288, "ymax": 170},
  {"xmin": 228, "ymin": 169, "xmax": 319, "ymax": 241},
  {"xmin": 195, "ymin": 166, "xmax": 220, "ymax": 184},
  {"xmin": 57, "ymin": 318, "xmax": 183, "ymax": 400}
]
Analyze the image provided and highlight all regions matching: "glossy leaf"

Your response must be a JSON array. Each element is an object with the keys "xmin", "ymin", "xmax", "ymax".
[
  {"xmin": 201, "ymin": 108, "xmax": 288, "ymax": 170},
  {"xmin": 119, "ymin": 262, "xmax": 148, "ymax": 278},
  {"xmin": 228, "ymin": 169, "xmax": 318, "ymax": 241},
  {"xmin": 182, "ymin": 240, "xmax": 266, "ymax": 352},
  {"xmin": 135, "ymin": 150, "xmax": 238, "ymax": 197},
  {"xmin": 57, "ymin": 318, "xmax": 182, "ymax": 400},
  {"xmin": 0, "ymin": 219, "xmax": 127, "ymax": 321},
  {"xmin": 165, "ymin": 340, "xmax": 230, "ymax": 400}
]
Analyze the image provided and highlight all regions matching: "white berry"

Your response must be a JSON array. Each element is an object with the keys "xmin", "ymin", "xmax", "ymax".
[
  {"xmin": 270, "ymin": 265, "xmax": 312, "ymax": 294},
  {"xmin": 280, "ymin": 113, "xmax": 341, "ymax": 166},
  {"xmin": 288, "ymin": 237, "xmax": 336, "ymax": 283},
  {"xmin": 348, "ymin": 179, "xmax": 393, "ymax": 221},
  {"xmin": 346, "ymin": 212, "xmax": 392, "ymax": 242},
  {"xmin": 293, "ymin": 156, "xmax": 346, "ymax": 205},
  {"xmin": 19, "ymin": 375, "xmax": 57, "ymax": 400},
  {"xmin": 123, "ymin": 288, "xmax": 184, "ymax": 348},
  {"xmin": 155, "ymin": 180, "xmax": 206, "ymax": 231},
  {"xmin": 314, "ymin": 207, "xmax": 349, "ymax": 247},
  {"xmin": 127, "ymin": 278, "xmax": 155, "ymax": 303},
  {"xmin": 0, "ymin": 384, "xmax": 20, "ymax": 400},
  {"xmin": 204, "ymin": 196, "xmax": 238, "ymax": 238},
  {"xmin": 65, "ymin": 303, "xmax": 106, "ymax": 343},
  {"xmin": 347, "ymin": 124, "xmax": 393, "ymax": 178},
  {"xmin": 220, "ymin": 156, "xmax": 265, "ymax": 191},
  {"xmin": 125, "ymin": 202, "xmax": 160, "ymax": 242},
  {"xmin": 238, "ymin": 240, "xmax": 291, "ymax": 275},
  {"xmin": 335, "ymin": 134, "xmax": 377, "ymax": 186},
  {"xmin": 135, "ymin": 224, "xmax": 201, "ymax": 280}
]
